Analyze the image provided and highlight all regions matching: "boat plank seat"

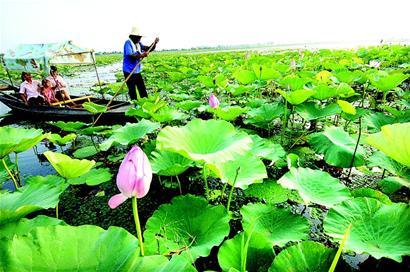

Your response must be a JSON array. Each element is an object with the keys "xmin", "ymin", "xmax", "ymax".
[{"xmin": 51, "ymin": 95, "xmax": 94, "ymax": 106}]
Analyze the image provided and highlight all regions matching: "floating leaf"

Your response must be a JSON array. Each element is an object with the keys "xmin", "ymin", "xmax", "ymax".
[
  {"xmin": 72, "ymin": 145, "xmax": 99, "ymax": 159},
  {"xmin": 366, "ymin": 122, "xmax": 410, "ymax": 167},
  {"xmin": 67, "ymin": 168, "xmax": 112, "ymax": 186},
  {"xmin": 144, "ymin": 195, "xmax": 230, "ymax": 261},
  {"xmin": 278, "ymin": 167, "xmax": 351, "ymax": 207},
  {"xmin": 0, "ymin": 175, "xmax": 68, "ymax": 225},
  {"xmin": 99, "ymin": 119, "xmax": 160, "ymax": 151},
  {"xmin": 44, "ymin": 151, "xmax": 95, "ymax": 179},
  {"xmin": 324, "ymin": 197, "xmax": 410, "ymax": 262},
  {"xmin": 48, "ymin": 121, "xmax": 88, "ymax": 132},
  {"xmin": 269, "ymin": 241, "xmax": 336, "ymax": 272},
  {"xmin": 82, "ymin": 102, "xmax": 107, "ymax": 114},
  {"xmin": 46, "ymin": 133, "xmax": 77, "ymax": 145},
  {"xmin": 241, "ymin": 203, "xmax": 310, "ymax": 247},
  {"xmin": 308, "ymin": 126, "xmax": 366, "ymax": 167}
]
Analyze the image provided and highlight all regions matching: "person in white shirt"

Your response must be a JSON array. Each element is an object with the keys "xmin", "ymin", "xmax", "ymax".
[
  {"xmin": 46, "ymin": 65, "xmax": 71, "ymax": 101},
  {"xmin": 19, "ymin": 72, "xmax": 44, "ymax": 106}
]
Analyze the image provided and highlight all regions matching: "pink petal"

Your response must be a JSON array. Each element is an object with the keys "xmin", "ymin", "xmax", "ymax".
[{"xmin": 108, "ymin": 193, "xmax": 128, "ymax": 209}]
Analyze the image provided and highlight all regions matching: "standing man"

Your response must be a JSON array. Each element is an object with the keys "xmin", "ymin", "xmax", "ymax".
[{"xmin": 123, "ymin": 26, "xmax": 159, "ymax": 100}]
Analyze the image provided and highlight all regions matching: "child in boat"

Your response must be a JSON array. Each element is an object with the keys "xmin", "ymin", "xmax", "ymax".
[
  {"xmin": 47, "ymin": 65, "xmax": 71, "ymax": 101},
  {"xmin": 19, "ymin": 72, "xmax": 45, "ymax": 106},
  {"xmin": 41, "ymin": 79, "xmax": 58, "ymax": 105}
]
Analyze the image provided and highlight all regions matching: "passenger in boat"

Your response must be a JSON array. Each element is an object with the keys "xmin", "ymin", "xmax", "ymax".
[
  {"xmin": 47, "ymin": 65, "xmax": 72, "ymax": 101},
  {"xmin": 123, "ymin": 26, "xmax": 159, "ymax": 100},
  {"xmin": 41, "ymin": 79, "xmax": 59, "ymax": 105},
  {"xmin": 19, "ymin": 72, "xmax": 45, "ymax": 106}
]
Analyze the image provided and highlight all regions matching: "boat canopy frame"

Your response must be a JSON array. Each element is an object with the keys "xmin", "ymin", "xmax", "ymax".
[{"xmin": 0, "ymin": 40, "xmax": 102, "ymax": 91}]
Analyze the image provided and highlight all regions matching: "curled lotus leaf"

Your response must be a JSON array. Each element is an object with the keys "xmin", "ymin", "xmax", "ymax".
[
  {"xmin": 44, "ymin": 151, "xmax": 95, "ymax": 179},
  {"xmin": 0, "ymin": 126, "xmax": 45, "ymax": 158}
]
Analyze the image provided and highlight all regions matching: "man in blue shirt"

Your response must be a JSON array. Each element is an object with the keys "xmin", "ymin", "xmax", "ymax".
[{"xmin": 123, "ymin": 26, "xmax": 159, "ymax": 100}]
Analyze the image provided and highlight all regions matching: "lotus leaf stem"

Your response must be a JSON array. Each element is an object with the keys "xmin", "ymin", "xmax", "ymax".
[
  {"xmin": 2, "ymin": 158, "xmax": 19, "ymax": 189},
  {"xmin": 226, "ymin": 167, "xmax": 241, "ymax": 212},
  {"xmin": 14, "ymin": 153, "xmax": 21, "ymax": 185},
  {"xmin": 56, "ymin": 204, "xmax": 59, "ymax": 219},
  {"xmin": 176, "ymin": 175, "xmax": 182, "ymax": 194},
  {"xmin": 347, "ymin": 117, "xmax": 362, "ymax": 179},
  {"xmin": 329, "ymin": 223, "xmax": 352, "ymax": 272},
  {"xmin": 132, "ymin": 196, "xmax": 145, "ymax": 256},
  {"xmin": 203, "ymin": 165, "xmax": 209, "ymax": 198}
]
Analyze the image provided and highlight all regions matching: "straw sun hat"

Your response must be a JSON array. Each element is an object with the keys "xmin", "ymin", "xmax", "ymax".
[{"xmin": 130, "ymin": 26, "xmax": 143, "ymax": 37}]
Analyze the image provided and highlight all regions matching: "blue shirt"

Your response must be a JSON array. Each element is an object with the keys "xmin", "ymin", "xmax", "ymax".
[{"xmin": 122, "ymin": 40, "xmax": 144, "ymax": 74}]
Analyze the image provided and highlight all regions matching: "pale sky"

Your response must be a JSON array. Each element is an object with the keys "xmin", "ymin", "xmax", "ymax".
[{"xmin": 1, "ymin": 0, "xmax": 409, "ymax": 53}]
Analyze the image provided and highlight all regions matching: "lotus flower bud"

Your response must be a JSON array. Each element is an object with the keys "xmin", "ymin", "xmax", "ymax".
[
  {"xmin": 290, "ymin": 59, "xmax": 297, "ymax": 69},
  {"xmin": 368, "ymin": 60, "xmax": 381, "ymax": 69},
  {"xmin": 108, "ymin": 145, "xmax": 152, "ymax": 209},
  {"xmin": 209, "ymin": 93, "xmax": 220, "ymax": 109}
]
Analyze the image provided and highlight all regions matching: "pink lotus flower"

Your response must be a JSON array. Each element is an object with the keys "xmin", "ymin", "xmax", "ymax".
[
  {"xmin": 209, "ymin": 93, "xmax": 220, "ymax": 109},
  {"xmin": 290, "ymin": 59, "xmax": 297, "ymax": 69},
  {"xmin": 108, "ymin": 145, "xmax": 152, "ymax": 208},
  {"xmin": 368, "ymin": 60, "xmax": 381, "ymax": 69}
]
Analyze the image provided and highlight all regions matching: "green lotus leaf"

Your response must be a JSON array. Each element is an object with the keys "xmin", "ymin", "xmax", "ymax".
[
  {"xmin": 244, "ymin": 103, "xmax": 285, "ymax": 128},
  {"xmin": 212, "ymin": 106, "xmax": 247, "ymax": 121},
  {"xmin": 218, "ymin": 232, "xmax": 274, "ymax": 272},
  {"xmin": 207, "ymin": 152, "xmax": 267, "ymax": 189},
  {"xmin": 82, "ymin": 102, "xmax": 107, "ymax": 114},
  {"xmin": 369, "ymin": 72, "xmax": 409, "ymax": 92},
  {"xmin": 351, "ymin": 188, "xmax": 392, "ymax": 204},
  {"xmin": 156, "ymin": 119, "xmax": 252, "ymax": 164},
  {"xmin": 99, "ymin": 119, "xmax": 160, "ymax": 151},
  {"xmin": 48, "ymin": 121, "xmax": 88, "ymax": 132},
  {"xmin": 0, "ymin": 175, "xmax": 68, "ymax": 225},
  {"xmin": 367, "ymin": 151, "xmax": 410, "ymax": 184},
  {"xmin": 227, "ymin": 85, "xmax": 254, "ymax": 96},
  {"xmin": 324, "ymin": 197, "xmax": 410, "ymax": 262},
  {"xmin": 269, "ymin": 241, "xmax": 336, "ymax": 272},
  {"xmin": 337, "ymin": 99, "xmax": 356, "ymax": 115},
  {"xmin": 363, "ymin": 112, "xmax": 396, "ymax": 133},
  {"xmin": 379, "ymin": 177, "xmax": 407, "ymax": 194},
  {"xmin": 79, "ymin": 125, "xmax": 110, "ymax": 135},
  {"xmin": 0, "ymin": 216, "xmax": 65, "ymax": 240},
  {"xmin": 72, "ymin": 145, "xmax": 99, "ymax": 159},
  {"xmin": 175, "ymin": 100, "xmax": 202, "ymax": 111},
  {"xmin": 151, "ymin": 150, "xmax": 194, "ymax": 176},
  {"xmin": 295, "ymin": 102, "xmax": 341, "ymax": 121},
  {"xmin": 44, "ymin": 151, "xmax": 95, "ymax": 179},
  {"xmin": 336, "ymin": 83, "xmax": 357, "ymax": 98},
  {"xmin": 46, "ymin": 133, "xmax": 77, "ymax": 145},
  {"xmin": 312, "ymin": 85, "xmax": 338, "ymax": 100},
  {"xmin": 366, "ymin": 122, "xmax": 410, "ymax": 167},
  {"xmin": 233, "ymin": 69, "xmax": 257, "ymax": 85},
  {"xmin": 277, "ymin": 167, "xmax": 351, "ymax": 207},
  {"xmin": 0, "ymin": 126, "xmax": 45, "ymax": 158},
  {"xmin": 157, "ymin": 255, "xmax": 197, "ymax": 272},
  {"xmin": 125, "ymin": 106, "xmax": 151, "ymax": 118},
  {"xmin": 167, "ymin": 71, "xmax": 186, "ymax": 82},
  {"xmin": 168, "ymin": 93, "xmax": 192, "ymax": 101},
  {"xmin": 241, "ymin": 203, "xmax": 310, "ymax": 247},
  {"xmin": 252, "ymin": 64, "xmax": 281, "ymax": 80},
  {"xmin": 143, "ymin": 194, "xmax": 230, "ymax": 261},
  {"xmin": 0, "ymin": 224, "xmax": 171, "ymax": 271},
  {"xmin": 245, "ymin": 179, "xmax": 301, "ymax": 204},
  {"xmin": 335, "ymin": 70, "xmax": 364, "ymax": 84},
  {"xmin": 67, "ymin": 167, "xmax": 112, "ymax": 186},
  {"xmin": 150, "ymin": 107, "xmax": 187, "ymax": 123},
  {"xmin": 279, "ymin": 76, "xmax": 311, "ymax": 91},
  {"xmin": 308, "ymin": 126, "xmax": 366, "ymax": 167},
  {"xmin": 197, "ymin": 75, "xmax": 215, "ymax": 88},
  {"xmin": 276, "ymin": 89, "xmax": 316, "ymax": 105},
  {"xmin": 249, "ymin": 134, "xmax": 286, "ymax": 162}
]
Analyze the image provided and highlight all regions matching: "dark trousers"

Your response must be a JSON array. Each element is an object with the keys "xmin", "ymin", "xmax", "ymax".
[
  {"xmin": 123, "ymin": 72, "xmax": 147, "ymax": 100},
  {"xmin": 28, "ymin": 96, "xmax": 44, "ymax": 106}
]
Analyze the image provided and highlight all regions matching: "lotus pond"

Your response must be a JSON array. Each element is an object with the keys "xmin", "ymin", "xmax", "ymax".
[{"xmin": 1, "ymin": 45, "xmax": 410, "ymax": 271}]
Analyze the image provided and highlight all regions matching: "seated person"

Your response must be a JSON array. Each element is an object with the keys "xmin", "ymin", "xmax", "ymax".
[
  {"xmin": 47, "ymin": 65, "xmax": 71, "ymax": 101},
  {"xmin": 41, "ymin": 79, "xmax": 59, "ymax": 105},
  {"xmin": 19, "ymin": 72, "xmax": 44, "ymax": 106}
]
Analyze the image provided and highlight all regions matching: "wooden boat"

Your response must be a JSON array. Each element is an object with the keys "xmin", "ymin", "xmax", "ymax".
[{"xmin": 0, "ymin": 85, "xmax": 132, "ymax": 124}]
